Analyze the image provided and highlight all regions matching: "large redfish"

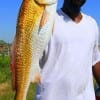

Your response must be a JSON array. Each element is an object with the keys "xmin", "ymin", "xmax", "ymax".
[{"xmin": 10, "ymin": 0, "xmax": 57, "ymax": 100}]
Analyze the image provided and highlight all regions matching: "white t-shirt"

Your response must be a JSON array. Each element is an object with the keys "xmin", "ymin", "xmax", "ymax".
[{"xmin": 40, "ymin": 9, "xmax": 100, "ymax": 100}]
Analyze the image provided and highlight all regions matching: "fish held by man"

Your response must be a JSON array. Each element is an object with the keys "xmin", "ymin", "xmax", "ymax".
[{"xmin": 10, "ymin": 0, "xmax": 57, "ymax": 100}]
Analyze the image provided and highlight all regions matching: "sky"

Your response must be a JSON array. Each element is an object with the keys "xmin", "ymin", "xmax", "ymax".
[{"xmin": 0, "ymin": 0, "xmax": 100, "ymax": 43}]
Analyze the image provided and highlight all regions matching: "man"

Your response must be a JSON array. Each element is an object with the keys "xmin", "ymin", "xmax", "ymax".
[{"xmin": 35, "ymin": 0, "xmax": 100, "ymax": 100}]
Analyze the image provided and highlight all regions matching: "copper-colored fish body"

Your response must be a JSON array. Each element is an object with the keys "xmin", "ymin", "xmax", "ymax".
[
  {"xmin": 15, "ymin": 0, "xmax": 44, "ymax": 99},
  {"xmin": 10, "ymin": 0, "xmax": 57, "ymax": 100}
]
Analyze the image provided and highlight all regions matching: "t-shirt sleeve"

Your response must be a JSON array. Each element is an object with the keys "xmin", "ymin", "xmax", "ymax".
[{"xmin": 92, "ymin": 21, "xmax": 100, "ymax": 66}]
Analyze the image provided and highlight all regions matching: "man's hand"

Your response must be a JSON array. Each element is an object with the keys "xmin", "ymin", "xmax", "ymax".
[{"xmin": 93, "ymin": 62, "xmax": 100, "ymax": 86}]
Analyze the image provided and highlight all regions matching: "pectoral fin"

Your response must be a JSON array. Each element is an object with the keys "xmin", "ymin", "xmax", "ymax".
[{"xmin": 40, "ymin": 11, "xmax": 49, "ymax": 28}]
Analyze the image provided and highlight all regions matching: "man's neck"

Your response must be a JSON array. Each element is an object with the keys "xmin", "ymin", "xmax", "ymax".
[{"xmin": 61, "ymin": 8, "xmax": 83, "ymax": 23}]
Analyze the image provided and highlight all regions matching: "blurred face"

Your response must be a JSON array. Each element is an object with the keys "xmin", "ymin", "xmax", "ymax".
[
  {"xmin": 71, "ymin": 0, "xmax": 86, "ymax": 7},
  {"xmin": 63, "ymin": 0, "xmax": 86, "ymax": 14}
]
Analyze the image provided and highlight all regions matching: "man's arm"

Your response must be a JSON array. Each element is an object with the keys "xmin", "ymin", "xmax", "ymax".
[{"xmin": 92, "ymin": 62, "xmax": 100, "ymax": 86}]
